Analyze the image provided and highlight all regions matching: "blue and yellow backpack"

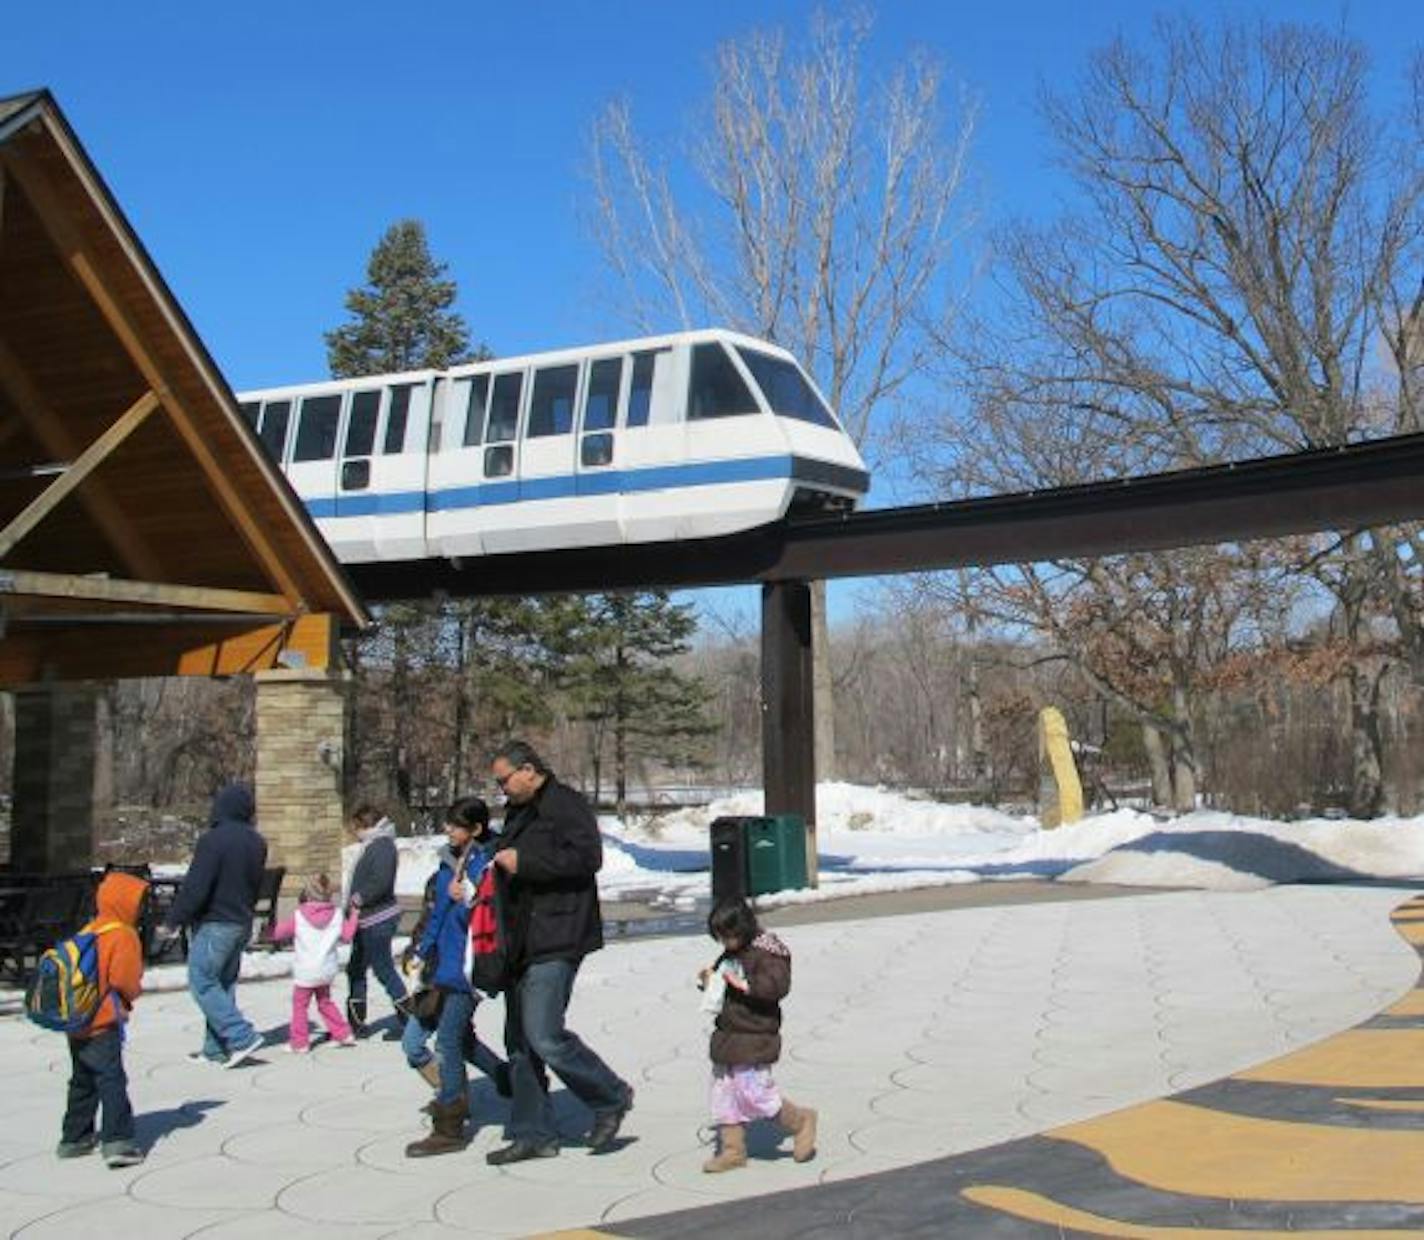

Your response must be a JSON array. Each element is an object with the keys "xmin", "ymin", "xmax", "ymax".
[{"xmin": 24, "ymin": 921, "xmax": 121, "ymax": 1033}]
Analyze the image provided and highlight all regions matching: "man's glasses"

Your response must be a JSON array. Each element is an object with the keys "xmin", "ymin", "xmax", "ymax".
[{"xmin": 493, "ymin": 764, "xmax": 528, "ymax": 790}]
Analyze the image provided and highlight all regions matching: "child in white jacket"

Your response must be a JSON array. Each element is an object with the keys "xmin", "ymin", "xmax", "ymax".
[{"xmin": 269, "ymin": 873, "xmax": 360, "ymax": 1053}]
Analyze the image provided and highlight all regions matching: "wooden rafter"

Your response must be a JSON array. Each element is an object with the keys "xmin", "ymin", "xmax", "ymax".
[
  {"xmin": 0, "ymin": 147, "xmax": 307, "ymax": 608},
  {"xmin": 0, "ymin": 567, "xmax": 294, "ymax": 615},
  {"xmin": 0, "ymin": 389, "xmax": 159, "ymax": 559},
  {"xmin": 0, "ymin": 338, "xmax": 165, "ymax": 579}
]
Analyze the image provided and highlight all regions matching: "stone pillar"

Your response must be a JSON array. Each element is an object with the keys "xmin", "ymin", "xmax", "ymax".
[
  {"xmin": 11, "ymin": 682, "xmax": 101, "ymax": 874},
  {"xmin": 255, "ymin": 669, "xmax": 349, "ymax": 896}
]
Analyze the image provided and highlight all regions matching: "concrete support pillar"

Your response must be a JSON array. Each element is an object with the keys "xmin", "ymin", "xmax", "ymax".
[
  {"xmin": 761, "ymin": 580, "xmax": 818, "ymax": 887},
  {"xmin": 255, "ymin": 668, "xmax": 349, "ymax": 895},
  {"xmin": 11, "ymin": 682, "xmax": 101, "ymax": 873}
]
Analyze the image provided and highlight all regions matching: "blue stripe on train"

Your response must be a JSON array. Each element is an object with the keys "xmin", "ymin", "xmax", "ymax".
[{"xmin": 306, "ymin": 453, "xmax": 803, "ymax": 520}]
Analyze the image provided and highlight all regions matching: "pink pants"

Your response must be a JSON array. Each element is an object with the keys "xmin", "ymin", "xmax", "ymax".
[{"xmin": 290, "ymin": 984, "xmax": 351, "ymax": 1049}]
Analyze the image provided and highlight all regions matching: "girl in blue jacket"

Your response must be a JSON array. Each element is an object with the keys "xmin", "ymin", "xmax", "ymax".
[{"xmin": 402, "ymin": 797, "xmax": 510, "ymax": 1157}]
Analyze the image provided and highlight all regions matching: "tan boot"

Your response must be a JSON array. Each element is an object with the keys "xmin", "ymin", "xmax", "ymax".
[
  {"xmin": 702, "ymin": 1123, "xmax": 747, "ymax": 1173},
  {"xmin": 777, "ymin": 1099, "xmax": 818, "ymax": 1163},
  {"xmin": 417, "ymin": 1059, "xmax": 441, "ymax": 1090},
  {"xmin": 404, "ymin": 1097, "xmax": 468, "ymax": 1158}
]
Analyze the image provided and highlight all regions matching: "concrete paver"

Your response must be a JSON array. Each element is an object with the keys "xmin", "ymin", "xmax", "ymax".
[{"xmin": 0, "ymin": 884, "xmax": 1416, "ymax": 1238}]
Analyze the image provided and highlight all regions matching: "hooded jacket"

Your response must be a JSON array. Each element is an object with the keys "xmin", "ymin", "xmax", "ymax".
[
  {"xmin": 416, "ymin": 841, "xmax": 494, "ymax": 993},
  {"xmin": 347, "ymin": 817, "xmax": 400, "ymax": 930},
  {"xmin": 708, "ymin": 931, "xmax": 792, "ymax": 1067},
  {"xmin": 165, "ymin": 783, "xmax": 268, "ymax": 929},
  {"xmin": 77, "ymin": 871, "xmax": 148, "ymax": 1039},
  {"xmin": 270, "ymin": 900, "xmax": 359, "ymax": 987}
]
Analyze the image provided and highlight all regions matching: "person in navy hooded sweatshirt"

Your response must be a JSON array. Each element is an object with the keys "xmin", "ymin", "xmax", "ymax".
[{"xmin": 164, "ymin": 782, "xmax": 268, "ymax": 1068}]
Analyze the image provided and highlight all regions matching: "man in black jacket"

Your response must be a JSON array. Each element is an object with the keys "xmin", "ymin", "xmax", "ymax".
[
  {"xmin": 484, "ymin": 740, "xmax": 633, "ymax": 1165},
  {"xmin": 164, "ymin": 782, "xmax": 267, "ymax": 1068}
]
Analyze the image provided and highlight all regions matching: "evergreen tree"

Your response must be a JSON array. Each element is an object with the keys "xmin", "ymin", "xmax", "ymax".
[
  {"xmin": 325, "ymin": 219, "xmax": 484, "ymax": 378},
  {"xmin": 556, "ymin": 592, "xmax": 715, "ymax": 813}
]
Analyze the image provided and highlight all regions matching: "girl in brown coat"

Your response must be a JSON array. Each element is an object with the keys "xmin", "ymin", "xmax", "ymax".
[{"xmin": 698, "ymin": 897, "xmax": 817, "ymax": 1172}]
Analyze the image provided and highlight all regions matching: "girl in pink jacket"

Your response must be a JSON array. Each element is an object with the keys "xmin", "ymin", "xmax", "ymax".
[{"xmin": 269, "ymin": 873, "xmax": 360, "ymax": 1052}]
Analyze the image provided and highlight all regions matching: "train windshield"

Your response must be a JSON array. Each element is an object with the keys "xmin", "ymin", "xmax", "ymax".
[{"xmin": 736, "ymin": 348, "xmax": 839, "ymax": 430}]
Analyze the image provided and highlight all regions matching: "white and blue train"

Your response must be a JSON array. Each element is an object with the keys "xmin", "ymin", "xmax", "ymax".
[{"xmin": 238, "ymin": 328, "xmax": 869, "ymax": 564}]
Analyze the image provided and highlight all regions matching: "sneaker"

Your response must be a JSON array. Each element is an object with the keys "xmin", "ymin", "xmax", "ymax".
[
  {"xmin": 223, "ymin": 1035, "xmax": 265, "ymax": 1070},
  {"xmin": 485, "ymin": 1139, "xmax": 559, "ymax": 1166},
  {"xmin": 587, "ymin": 1084, "xmax": 634, "ymax": 1154},
  {"xmin": 185, "ymin": 1050, "xmax": 222, "ymax": 1066},
  {"xmin": 102, "ymin": 1143, "xmax": 145, "ymax": 1168},
  {"xmin": 283, "ymin": 1044, "xmax": 310, "ymax": 1055},
  {"xmin": 56, "ymin": 1138, "xmax": 96, "ymax": 1159},
  {"xmin": 336, "ymin": 1037, "xmax": 357, "ymax": 1049}
]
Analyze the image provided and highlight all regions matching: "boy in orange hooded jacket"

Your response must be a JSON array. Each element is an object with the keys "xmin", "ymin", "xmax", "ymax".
[{"xmin": 57, "ymin": 870, "xmax": 148, "ymax": 1168}]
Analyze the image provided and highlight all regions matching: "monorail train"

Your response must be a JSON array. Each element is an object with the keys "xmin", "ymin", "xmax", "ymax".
[{"xmin": 238, "ymin": 328, "xmax": 869, "ymax": 564}]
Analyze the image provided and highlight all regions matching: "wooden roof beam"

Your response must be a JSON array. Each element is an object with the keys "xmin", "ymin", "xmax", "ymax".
[
  {"xmin": 0, "ymin": 389, "xmax": 158, "ymax": 559},
  {"xmin": 0, "ymin": 567, "xmax": 294, "ymax": 615},
  {"xmin": 0, "ymin": 339, "xmax": 166, "ymax": 579},
  {"xmin": 0, "ymin": 147, "xmax": 307, "ymax": 608}
]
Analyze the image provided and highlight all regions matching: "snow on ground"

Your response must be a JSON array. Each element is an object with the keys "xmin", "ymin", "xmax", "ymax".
[
  {"xmin": 371, "ymin": 782, "xmax": 1424, "ymax": 916},
  {"xmin": 108, "ymin": 785, "xmax": 1420, "ymax": 993}
]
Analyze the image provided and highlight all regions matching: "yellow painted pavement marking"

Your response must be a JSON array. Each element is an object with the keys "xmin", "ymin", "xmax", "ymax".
[
  {"xmin": 1236, "ymin": 1029, "xmax": 1424, "ymax": 1088},
  {"xmin": 1336, "ymin": 1097, "xmax": 1424, "ymax": 1113},
  {"xmin": 1383, "ymin": 988, "xmax": 1424, "ymax": 1016},
  {"xmin": 1049, "ymin": 1100, "xmax": 1424, "ymax": 1203},
  {"xmin": 1391, "ymin": 921, "xmax": 1424, "ymax": 945},
  {"xmin": 963, "ymin": 1185, "xmax": 1412, "ymax": 1237}
]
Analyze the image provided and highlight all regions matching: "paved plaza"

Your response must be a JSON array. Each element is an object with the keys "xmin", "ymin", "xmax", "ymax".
[{"xmin": 0, "ymin": 885, "xmax": 1417, "ymax": 1238}]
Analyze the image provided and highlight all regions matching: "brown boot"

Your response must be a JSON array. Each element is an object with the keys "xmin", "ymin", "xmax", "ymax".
[
  {"xmin": 404, "ymin": 1097, "xmax": 468, "ymax": 1158},
  {"xmin": 777, "ymin": 1099, "xmax": 817, "ymax": 1163},
  {"xmin": 702, "ymin": 1123, "xmax": 747, "ymax": 1173}
]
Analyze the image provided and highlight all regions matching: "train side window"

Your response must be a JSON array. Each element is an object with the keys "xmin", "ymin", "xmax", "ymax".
[
  {"xmin": 341, "ymin": 460, "xmax": 371, "ymax": 491},
  {"xmin": 626, "ymin": 351, "xmax": 662, "ymax": 427},
  {"xmin": 258, "ymin": 400, "xmax": 292, "ymax": 460},
  {"xmin": 384, "ymin": 385, "xmax": 414, "ymax": 454},
  {"xmin": 528, "ymin": 364, "xmax": 578, "ymax": 438},
  {"xmin": 582, "ymin": 357, "xmax": 622, "ymax": 431},
  {"xmin": 485, "ymin": 445, "xmax": 514, "ymax": 477},
  {"xmin": 344, "ymin": 390, "xmax": 381, "ymax": 457},
  {"xmin": 294, "ymin": 394, "xmax": 343, "ymax": 462},
  {"xmin": 462, "ymin": 374, "xmax": 491, "ymax": 447},
  {"xmin": 487, "ymin": 372, "xmax": 523, "ymax": 442},
  {"xmin": 687, "ymin": 343, "xmax": 757, "ymax": 420},
  {"xmin": 238, "ymin": 401, "xmax": 260, "ymax": 429}
]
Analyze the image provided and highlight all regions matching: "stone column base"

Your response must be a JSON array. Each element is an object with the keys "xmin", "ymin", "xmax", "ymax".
[{"xmin": 255, "ymin": 668, "xmax": 349, "ymax": 895}]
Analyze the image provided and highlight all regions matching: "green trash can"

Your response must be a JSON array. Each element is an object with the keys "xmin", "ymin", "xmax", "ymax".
[{"xmin": 745, "ymin": 814, "xmax": 809, "ymax": 896}]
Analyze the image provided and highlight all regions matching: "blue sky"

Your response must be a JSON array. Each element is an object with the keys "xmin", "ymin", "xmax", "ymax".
[{"xmin": 6, "ymin": 1, "xmax": 1417, "ymax": 622}]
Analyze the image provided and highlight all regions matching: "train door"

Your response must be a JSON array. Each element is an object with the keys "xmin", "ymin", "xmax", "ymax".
[
  {"xmin": 616, "ymin": 344, "xmax": 686, "ymax": 544},
  {"xmin": 470, "ymin": 369, "xmax": 530, "ymax": 554},
  {"xmin": 502, "ymin": 360, "xmax": 580, "ymax": 552},
  {"xmin": 571, "ymin": 354, "xmax": 624, "ymax": 546},
  {"xmin": 370, "ymin": 379, "xmax": 432, "ymax": 561},
  {"xmin": 331, "ymin": 386, "xmax": 384, "ymax": 560},
  {"xmin": 427, "ymin": 370, "xmax": 490, "ymax": 559},
  {"xmin": 287, "ymin": 389, "xmax": 343, "ymax": 532}
]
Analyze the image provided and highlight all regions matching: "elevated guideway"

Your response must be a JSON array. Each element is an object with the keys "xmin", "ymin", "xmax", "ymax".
[
  {"xmin": 347, "ymin": 430, "xmax": 1424, "ymax": 599},
  {"xmin": 342, "ymin": 431, "xmax": 1424, "ymax": 878}
]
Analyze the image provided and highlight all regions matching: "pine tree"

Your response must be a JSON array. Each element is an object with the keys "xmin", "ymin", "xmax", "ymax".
[
  {"xmin": 325, "ymin": 219, "xmax": 484, "ymax": 378},
  {"xmin": 556, "ymin": 592, "xmax": 715, "ymax": 814}
]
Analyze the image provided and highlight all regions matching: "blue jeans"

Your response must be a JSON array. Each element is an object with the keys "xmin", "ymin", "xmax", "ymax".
[
  {"xmin": 346, "ymin": 918, "xmax": 405, "ymax": 1012},
  {"xmin": 63, "ymin": 1029, "xmax": 133, "ymax": 1147},
  {"xmin": 403, "ymin": 989, "xmax": 506, "ymax": 1103},
  {"xmin": 505, "ymin": 958, "xmax": 626, "ymax": 1144},
  {"xmin": 188, "ymin": 920, "xmax": 256, "ymax": 1059}
]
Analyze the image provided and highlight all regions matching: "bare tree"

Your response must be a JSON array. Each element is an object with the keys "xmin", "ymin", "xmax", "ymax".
[
  {"xmin": 922, "ymin": 18, "xmax": 1424, "ymax": 815},
  {"xmin": 588, "ymin": 9, "xmax": 977, "ymax": 780}
]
